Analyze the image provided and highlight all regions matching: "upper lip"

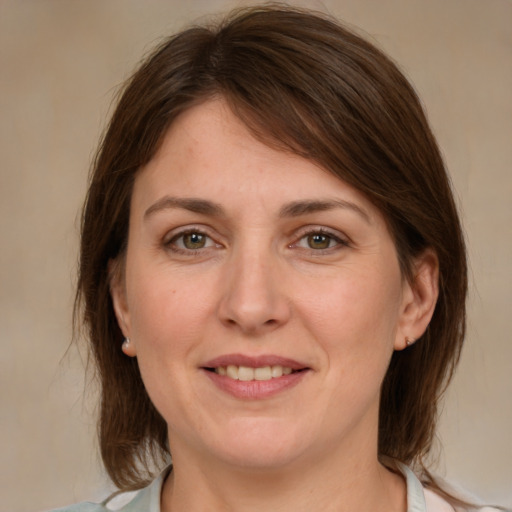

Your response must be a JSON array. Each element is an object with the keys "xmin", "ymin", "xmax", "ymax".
[{"xmin": 202, "ymin": 354, "xmax": 308, "ymax": 370}]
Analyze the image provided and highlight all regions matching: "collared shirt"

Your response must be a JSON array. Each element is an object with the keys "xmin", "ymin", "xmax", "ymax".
[{"xmin": 49, "ymin": 464, "xmax": 501, "ymax": 512}]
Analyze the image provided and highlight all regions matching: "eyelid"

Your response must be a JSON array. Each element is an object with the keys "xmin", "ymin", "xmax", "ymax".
[
  {"xmin": 162, "ymin": 224, "xmax": 350, "ymax": 256},
  {"xmin": 164, "ymin": 225, "xmax": 223, "ymax": 254},
  {"xmin": 289, "ymin": 226, "xmax": 351, "ymax": 251}
]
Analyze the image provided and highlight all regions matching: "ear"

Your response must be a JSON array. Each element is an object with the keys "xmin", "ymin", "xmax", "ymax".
[
  {"xmin": 108, "ymin": 258, "xmax": 137, "ymax": 357},
  {"xmin": 395, "ymin": 248, "xmax": 439, "ymax": 351}
]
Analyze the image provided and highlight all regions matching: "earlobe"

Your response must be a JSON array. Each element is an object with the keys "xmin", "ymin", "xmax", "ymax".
[
  {"xmin": 121, "ymin": 337, "xmax": 137, "ymax": 357},
  {"xmin": 395, "ymin": 249, "xmax": 439, "ymax": 351},
  {"xmin": 108, "ymin": 258, "xmax": 136, "ymax": 356}
]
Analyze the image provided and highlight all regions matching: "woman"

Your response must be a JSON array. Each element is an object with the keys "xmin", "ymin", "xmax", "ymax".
[{"xmin": 59, "ymin": 5, "xmax": 498, "ymax": 512}]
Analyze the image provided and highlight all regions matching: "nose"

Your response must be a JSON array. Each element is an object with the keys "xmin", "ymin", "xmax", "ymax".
[{"xmin": 217, "ymin": 245, "xmax": 291, "ymax": 335}]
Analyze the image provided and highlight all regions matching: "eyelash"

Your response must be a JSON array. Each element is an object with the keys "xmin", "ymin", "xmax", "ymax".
[
  {"xmin": 164, "ymin": 227, "xmax": 349, "ymax": 256},
  {"xmin": 165, "ymin": 228, "xmax": 218, "ymax": 255},
  {"xmin": 291, "ymin": 228, "xmax": 350, "ymax": 254}
]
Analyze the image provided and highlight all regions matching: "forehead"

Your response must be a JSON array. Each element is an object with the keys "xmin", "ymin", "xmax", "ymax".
[
  {"xmin": 147, "ymin": 100, "xmax": 319, "ymax": 185},
  {"xmin": 132, "ymin": 98, "xmax": 381, "ymax": 223}
]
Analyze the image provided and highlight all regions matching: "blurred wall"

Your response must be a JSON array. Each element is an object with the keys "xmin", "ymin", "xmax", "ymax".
[{"xmin": 1, "ymin": 1, "xmax": 510, "ymax": 511}]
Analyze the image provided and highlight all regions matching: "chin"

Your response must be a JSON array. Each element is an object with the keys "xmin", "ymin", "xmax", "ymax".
[
  {"xmin": 203, "ymin": 417, "xmax": 312, "ymax": 470},
  {"xmin": 214, "ymin": 444, "xmax": 305, "ymax": 471}
]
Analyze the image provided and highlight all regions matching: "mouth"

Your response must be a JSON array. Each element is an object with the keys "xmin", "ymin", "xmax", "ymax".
[
  {"xmin": 205, "ymin": 365, "xmax": 303, "ymax": 381},
  {"xmin": 201, "ymin": 354, "xmax": 310, "ymax": 399}
]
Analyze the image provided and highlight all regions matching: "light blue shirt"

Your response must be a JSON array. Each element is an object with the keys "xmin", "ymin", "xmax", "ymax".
[{"xmin": 48, "ymin": 463, "xmax": 501, "ymax": 512}]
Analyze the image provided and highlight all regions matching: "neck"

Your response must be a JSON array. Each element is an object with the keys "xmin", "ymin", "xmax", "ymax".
[{"xmin": 161, "ymin": 441, "xmax": 406, "ymax": 512}]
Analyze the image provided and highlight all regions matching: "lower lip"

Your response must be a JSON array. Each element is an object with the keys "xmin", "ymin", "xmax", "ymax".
[{"xmin": 203, "ymin": 369, "xmax": 309, "ymax": 399}]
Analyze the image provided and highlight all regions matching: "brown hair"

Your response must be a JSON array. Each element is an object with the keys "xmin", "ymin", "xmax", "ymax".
[{"xmin": 76, "ymin": 4, "xmax": 467, "ymax": 493}]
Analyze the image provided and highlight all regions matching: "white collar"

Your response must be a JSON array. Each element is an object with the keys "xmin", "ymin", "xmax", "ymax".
[{"xmin": 105, "ymin": 463, "xmax": 432, "ymax": 512}]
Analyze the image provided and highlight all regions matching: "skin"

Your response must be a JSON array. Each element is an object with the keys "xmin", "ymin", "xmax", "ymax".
[{"xmin": 111, "ymin": 99, "xmax": 439, "ymax": 512}]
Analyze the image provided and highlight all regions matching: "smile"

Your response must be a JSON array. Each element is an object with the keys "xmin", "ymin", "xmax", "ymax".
[
  {"xmin": 202, "ymin": 354, "xmax": 310, "ymax": 399},
  {"xmin": 214, "ymin": 365, "xmax": 294, "ymax": 381}
]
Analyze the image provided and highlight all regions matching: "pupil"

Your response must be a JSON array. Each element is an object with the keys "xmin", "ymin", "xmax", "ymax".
[
  {"xmin": 308, "ymin": 234, "xmax": 329, "ymax": 249},
  {"xmin": 185, "ymin": 233, "xmax": 205, "ymax": 249}
]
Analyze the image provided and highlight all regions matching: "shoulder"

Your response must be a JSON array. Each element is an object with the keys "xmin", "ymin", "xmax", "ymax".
[
  {"xmin": 46, "ymin": 504, "xmax": 108, "ymax": 512},
  {"xmin": 424, "ymin": 488, "xmax": 457, "ymax": 512},
  {"xmin": 45, "ymin": 467, "xmax": 170, "ymax": 512},
  {"xmin": 45, "ymin": 489, "xmax": 147, "ymax": 512},
  {"xmin": 392, "ymin": 461, "xmax": 505, "ymax": 512},
  {"xmin": 44, "ymin": 495, "xmax": 137, "ymax": 512},
  {"xmin": 424, "ymin": 488, "xmax": 505, "ymax": 512}
]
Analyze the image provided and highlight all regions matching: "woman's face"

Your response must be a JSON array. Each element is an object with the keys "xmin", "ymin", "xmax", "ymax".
[{"xmin": 111, "ymin": 99, "xmax": 429, "ymax": 471}]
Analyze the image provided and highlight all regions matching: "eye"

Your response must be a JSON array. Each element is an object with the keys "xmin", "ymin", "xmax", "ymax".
[
  {"xmin": 167, "ymin": 230, "xmax": 216, "ymax": 252},
  {"xmin": 293, "ymin": 229, "xmax": 348, "ymax": 252},
  {"xmin": 305, "ymin": 233, "xmax": 335, "ymax": 250},
  {"xmin": 181, "ymin": 232, "xmax": 208, "ymax": 250}
]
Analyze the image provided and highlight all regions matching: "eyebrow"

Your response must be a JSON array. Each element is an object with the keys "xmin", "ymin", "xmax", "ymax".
[
  {"xmin": 279, "ymin": 199, "xmax": 371, "ymax": 224},
  {"xmin": 144, "ymin": 196, "xmax": 371, "ymax": 224},
  {"xmin": 144, "ymin": 197, "xmax": 225, "ymax": 219}
]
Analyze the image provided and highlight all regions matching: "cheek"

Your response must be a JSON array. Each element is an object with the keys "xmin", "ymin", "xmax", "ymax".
[
  {"xmin": 125, "ymin": 263, "xmax": 216, "ymax": 363},
  {"xmin": 123, "ymin": 267, "xmax": 216, "ymax": 422},
  {"xmin": 297, "ymin": 267, "xmax": 402, "ymax": 344},
  {"xmin": 295, "ymin": 261, "xmax": 403, "ymax": 402}
]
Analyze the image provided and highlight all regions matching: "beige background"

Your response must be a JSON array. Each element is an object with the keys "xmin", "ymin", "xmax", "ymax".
[{"xmin": 1, "ymin": 1, "xmax": 511, "ymax": 511}]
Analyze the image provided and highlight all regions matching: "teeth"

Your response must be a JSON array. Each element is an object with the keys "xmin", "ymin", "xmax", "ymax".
[
  {"xmin": 254, "ymin": 366, "xmax": 272, "ymax": 381},
  {"xmin": 271, "ymin": 366, "xmax": 283, "ymax": 378},
  {"xmin": 215, "ymin": 365, "xmax": 296, "ymax": 381},
  {"xmin": 238, "ymin": 366, "xmax": 254, "ymax": 381},
  {"xmin": 226, "ymin": 365, "xmax": 238, "ymax": 379}
]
